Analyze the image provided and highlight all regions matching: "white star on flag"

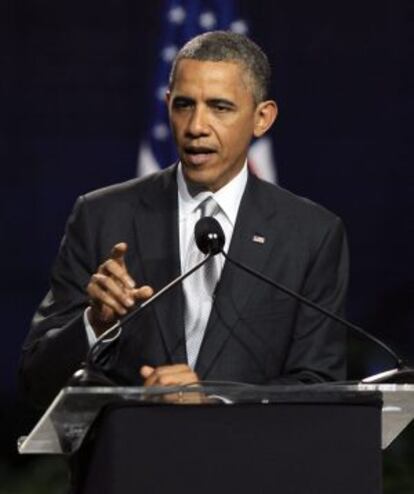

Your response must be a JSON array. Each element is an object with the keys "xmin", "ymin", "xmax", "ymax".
[
  {"xmin": 168, "ymin": 6, "xmax": 186, "ymax": 24},
  {"xmin": 199, "ymin": 12, "xmax": 217, "ymax": 30}
]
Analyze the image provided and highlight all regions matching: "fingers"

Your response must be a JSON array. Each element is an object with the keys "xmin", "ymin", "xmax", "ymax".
[
  {"xmin": 110, "ymin": 242, "xmax": 128, "ymax": 266},
  {"xmin": 86, "ymin": 281, "xmax": 154, "ymax": 318},
  {"xmin": 139, "ymin": 364, "xmax": 198, "ymax": 387},
  {"xmin": 87, "ymin": 242, "xmax": 154, "ymax": 331},
  {"xmin": 140, "ymin": 365, "xmax": 154, "ymax": 379},
  {"xmin": 99, "ymin": 258, "xmax": 135, "ymax": 289},
  {"xmin": 132, "ymin": 285, "xmax": 154, "ymax": 301},
  {"xmin": 87, "ymin": 274, "xmax": 133, "ymax": 316}
]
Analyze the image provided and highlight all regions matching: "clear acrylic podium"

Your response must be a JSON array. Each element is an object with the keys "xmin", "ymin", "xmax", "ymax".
[{"xmin": 18, "ymin": 384, "xmax": 414, "ymax": 494}]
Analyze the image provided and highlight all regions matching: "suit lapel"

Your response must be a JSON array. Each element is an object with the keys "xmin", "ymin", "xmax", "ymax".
[
  {"xmin": 133, "ymin": 166, "xmax": 187, "ymax": 363},
  {"xmin": 195, "ymin": 175, "xmax": 279, "ymax": 378}
]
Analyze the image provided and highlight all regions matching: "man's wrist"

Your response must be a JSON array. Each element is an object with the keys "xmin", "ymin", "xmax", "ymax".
[{"xmin": 86, "ymin": 306, "xmax": 116, "ymax": 337}]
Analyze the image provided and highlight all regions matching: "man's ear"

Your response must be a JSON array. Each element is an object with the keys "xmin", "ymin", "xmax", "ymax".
[{"xmin": 253, "ymin": 100, "xmax": 278, "ymax": 138}]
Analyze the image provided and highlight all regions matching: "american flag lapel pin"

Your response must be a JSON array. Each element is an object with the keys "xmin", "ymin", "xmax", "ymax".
[{"xmin": 252, "ymin": 234, "xmax": 266, "ymax": 244}]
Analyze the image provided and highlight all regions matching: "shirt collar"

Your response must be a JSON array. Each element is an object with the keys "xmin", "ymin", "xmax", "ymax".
[{"xmin": 177, "ymin": 161, "xmax": 248, "ymax": 226}]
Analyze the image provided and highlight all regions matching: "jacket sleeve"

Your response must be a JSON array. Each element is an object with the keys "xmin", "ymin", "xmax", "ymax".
[
  {"xmin": 271, "ymin": 216, "xmax": 349, "ymax": 384},
  {"xmin": 19, "ymin": 196, "xmax": 97, "ymax": 408}
]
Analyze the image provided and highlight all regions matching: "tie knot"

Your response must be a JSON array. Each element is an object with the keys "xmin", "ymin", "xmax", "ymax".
[{"xmin": 200, "ymin": 197, "xmax": 220, "ymax": 218}]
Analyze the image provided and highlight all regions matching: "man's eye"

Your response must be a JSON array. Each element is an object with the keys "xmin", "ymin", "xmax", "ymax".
[
  {"xmin": 213, "ymin": 103, "xmax": 233, "ymax": 112},
  {"xmin": 173, "ymin": 99, "xmax": 192, "ymax": 109}
]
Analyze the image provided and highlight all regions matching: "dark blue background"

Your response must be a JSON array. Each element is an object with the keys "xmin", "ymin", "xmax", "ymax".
[{"xmin": 1, "ymin": 0, "xmax": 412, "ymax": 488}]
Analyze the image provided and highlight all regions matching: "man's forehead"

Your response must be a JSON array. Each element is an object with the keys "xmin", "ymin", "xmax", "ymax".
[{"xmin": 171, "ymin": 59, "xmax": 253, "ymax": 96}]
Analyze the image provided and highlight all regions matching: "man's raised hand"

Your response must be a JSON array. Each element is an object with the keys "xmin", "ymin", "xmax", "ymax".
[{"xmin": 87, "ymin": 242, "xmax": 153, "ymax": 336}]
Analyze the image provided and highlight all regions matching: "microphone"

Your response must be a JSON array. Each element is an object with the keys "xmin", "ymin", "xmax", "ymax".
[
  {"xmin": 69, "ymin": 217, "xmax": 224, "ymax": 386},
  {"xmin": 200, "ymin": 218, "xmax": 413, "ymax": 384},
  {"xmin": 195, "ymin": 216, "xmax": 225, "ymax": 255}
]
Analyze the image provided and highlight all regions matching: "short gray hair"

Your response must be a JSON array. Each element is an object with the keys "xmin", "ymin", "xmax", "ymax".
[{"xmin": 169, "ymin": 31, "xmax": 271, "ymax": 104}]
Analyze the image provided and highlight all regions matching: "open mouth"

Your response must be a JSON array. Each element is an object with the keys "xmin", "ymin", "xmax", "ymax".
[{"xmin": 184, "ymin": 146, "xmax": 216, "ymax": 165}]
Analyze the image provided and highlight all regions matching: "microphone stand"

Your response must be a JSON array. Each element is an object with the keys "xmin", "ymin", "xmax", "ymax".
[{"xmin": 220, "ymin": 250, "xmax": 414, "ymax": 384}]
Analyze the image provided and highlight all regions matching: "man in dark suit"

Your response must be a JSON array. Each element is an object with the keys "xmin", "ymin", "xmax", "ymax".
[{"xmin": 20, "ymin": 31, "xmax": 348, "ymax": 409}]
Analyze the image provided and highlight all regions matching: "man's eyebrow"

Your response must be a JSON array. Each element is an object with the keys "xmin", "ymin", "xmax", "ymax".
[{"xmin": 172, "ymin": 95, "xmax": 194, "ymax": 103}]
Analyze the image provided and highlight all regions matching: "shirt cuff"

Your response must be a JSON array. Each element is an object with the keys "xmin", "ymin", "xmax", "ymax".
[
  {"xmin": 83, "ymin": 307, "xmax": 122, "ymax": 347},
  {"xmin": 83, "ymin": 307, "xmax": 99, "ymax": 347}
]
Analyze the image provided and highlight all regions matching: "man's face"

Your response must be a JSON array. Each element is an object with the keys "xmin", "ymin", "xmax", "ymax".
[{"xmin": 167, "ymin": 59, "xmax": 273, "ymax": 192}]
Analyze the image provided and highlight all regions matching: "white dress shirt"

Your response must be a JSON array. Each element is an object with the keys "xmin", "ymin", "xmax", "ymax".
[{"xmin": 176, "ymin": 161, "xmax": 248, "ymax": 274}]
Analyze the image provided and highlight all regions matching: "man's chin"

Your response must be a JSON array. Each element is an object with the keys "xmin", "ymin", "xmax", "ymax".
[{"xmin": 182, "ymin": 167, "xmax": 216, "ymax": 192}]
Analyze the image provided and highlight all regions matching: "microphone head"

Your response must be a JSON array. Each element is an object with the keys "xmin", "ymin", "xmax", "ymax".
[{"xmin": 195, "ymin": 217, "xmax": 225, "ymax": 255}]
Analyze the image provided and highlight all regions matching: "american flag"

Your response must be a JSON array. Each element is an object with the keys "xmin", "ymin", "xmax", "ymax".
[{"xmin": 137, "ymin": 0, "xmax": 277, "ymax": 183}]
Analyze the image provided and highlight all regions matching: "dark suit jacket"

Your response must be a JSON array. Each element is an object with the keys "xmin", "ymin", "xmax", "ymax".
[{"xmin": 20, "ymin": 165, "xmax": 348, "ymax": 408}]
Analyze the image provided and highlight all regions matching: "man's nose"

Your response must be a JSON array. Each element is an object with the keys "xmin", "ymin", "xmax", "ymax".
[{"xmin": 186, "ymin": 106, "xmax": 209, "ymax": 137}]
